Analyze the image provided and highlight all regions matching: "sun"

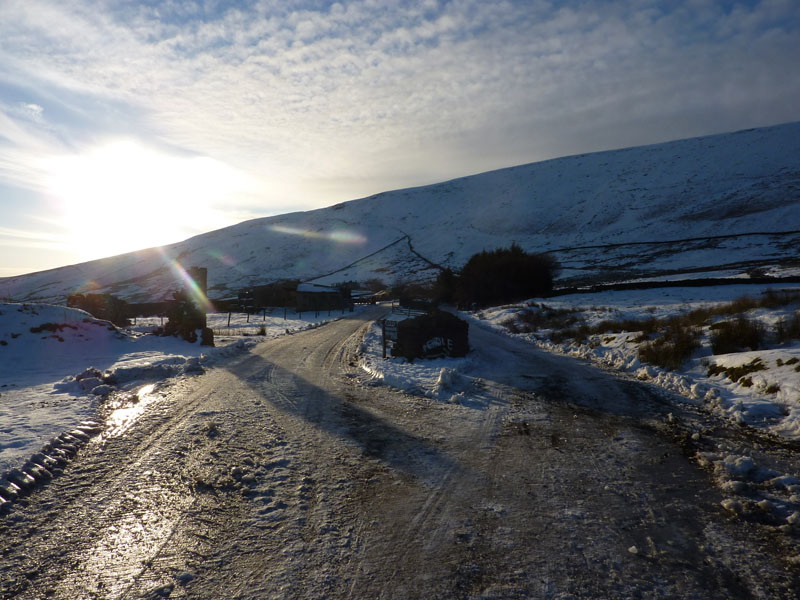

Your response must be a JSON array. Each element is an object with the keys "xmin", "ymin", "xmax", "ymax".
[{"xmin": 44, "ymin": 140, "xmax": 246, "ymax": 261}]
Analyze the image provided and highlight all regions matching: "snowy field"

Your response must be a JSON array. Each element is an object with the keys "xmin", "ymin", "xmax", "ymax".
[
  {"xmin": 0, "ymin": 303, "xmax": 352, "ymax": 475},
  {"xmin": 469, "ymin": 283, "xmax": 800, "ymax": 440}
]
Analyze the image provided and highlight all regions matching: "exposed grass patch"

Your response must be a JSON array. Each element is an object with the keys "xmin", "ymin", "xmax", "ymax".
[
  {"xmin": 764, "ymin": 384, "xmax": 781, "ymax": 394},
  {"xmin": 517, "ymin": 305, "xmax": 584, "ymax": 332},
  {"xmin": 785, "ymin": 357, "xmax": 799, "ymax": 366},
  {"xmin": 707, "ymin": 358, "xmax": 767, "ymax": 382}
]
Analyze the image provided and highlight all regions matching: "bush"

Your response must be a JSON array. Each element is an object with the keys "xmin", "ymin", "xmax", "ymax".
[
  {"xmin": 710, "ymin": 317, "xmax": 765, "ymax": 355},
  {"xmin": 637, "ymin": 324, "xmax": 701, "ymax": 370},
  {"xmin": 775, "ymin": 311, "xmax": 800, "ymax": 344},
  {"xmin": 67, "ymin": 293, "xmax": 130, "ymax": 327},
  {"xmin": 455, "ymin": 244, "xmax": 559, "ymax": 308}
]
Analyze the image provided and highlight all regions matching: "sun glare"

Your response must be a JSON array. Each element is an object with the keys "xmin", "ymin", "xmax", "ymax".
[{"xmin": 44, "ymin": 140, "xmax": 247, "ymax": 261}]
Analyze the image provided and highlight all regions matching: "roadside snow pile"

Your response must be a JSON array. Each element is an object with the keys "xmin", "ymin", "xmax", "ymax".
[
  {"xmin": 473, "ymin": 284, "xmax": 800, "ymax": 440},
  {"xmin": 695, "ymin": 449, "xmax": 800, "ymax": 531},
  {"xmin": 0, "ymin": 303, "xmax": 348, "ymax": 477},
  {"xmin": 357, "ymin": 320, "xmax": 472, "ymax": 401}
]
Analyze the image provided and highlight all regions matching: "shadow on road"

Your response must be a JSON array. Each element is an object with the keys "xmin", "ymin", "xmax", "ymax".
[{"xmin": 224, "ymin": 353, "xmax": 463, "ymax": 481}]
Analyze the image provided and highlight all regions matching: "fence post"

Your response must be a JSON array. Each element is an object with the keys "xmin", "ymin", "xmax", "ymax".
[
  {"xmin": 381, "ymin": 319, "xmax": 387, "ymax": 359},
  {"xmin": 227, "ymin": 312, "xmax": 231, "ymax": 327}
]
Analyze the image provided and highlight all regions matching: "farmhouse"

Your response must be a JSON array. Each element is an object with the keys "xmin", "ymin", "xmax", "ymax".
[{"xmin": 296, "ymin": 283, "xmax": 351, "ymax": 312}]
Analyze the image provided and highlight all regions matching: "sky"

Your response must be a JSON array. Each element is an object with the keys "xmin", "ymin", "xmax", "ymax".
[{"xmin": 1, "ymin": 0, "xmax": 799, "ymax": 278}]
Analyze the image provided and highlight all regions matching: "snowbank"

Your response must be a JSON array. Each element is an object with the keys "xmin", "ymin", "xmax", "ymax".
[
  {"xmin": 473, "ymin": 284, "xmax": 800, "ymax": 440},
  {"xmin": 357, "ymin": 319, "xmax": 473, "ymax": 402}
]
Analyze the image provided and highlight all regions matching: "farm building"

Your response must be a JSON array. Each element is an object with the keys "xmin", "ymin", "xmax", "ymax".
[{"xmin": 296, "ymin": 283, "xmax": 351, "ymax": 312}]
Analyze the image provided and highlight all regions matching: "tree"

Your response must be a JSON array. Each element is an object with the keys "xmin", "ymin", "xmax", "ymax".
[
  {"xmin": 432, "ymin": 268, "xmax": 457, "ymax": 304},
  {"xmin": 455, "ymin": 244, "xmax": 559, "ymax": 307}
]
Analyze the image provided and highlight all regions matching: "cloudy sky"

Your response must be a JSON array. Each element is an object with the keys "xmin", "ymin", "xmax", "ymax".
[{"xmin": 1, "ymin": 0, "xmax": 799, "ymax": 277}]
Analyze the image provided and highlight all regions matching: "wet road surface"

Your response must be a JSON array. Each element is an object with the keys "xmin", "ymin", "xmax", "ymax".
[{"xmin": 2, "ymin": 307, "xmax": 799, "ymax": 598}]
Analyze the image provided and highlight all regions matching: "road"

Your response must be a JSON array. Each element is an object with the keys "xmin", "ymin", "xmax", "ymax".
[{"xmin": 1, "ymin": 306, "xmax": 799, "ymax": 598}]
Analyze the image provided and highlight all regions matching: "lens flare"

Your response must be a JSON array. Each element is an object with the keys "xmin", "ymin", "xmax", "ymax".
[
  {"xmin": 158, "ymin": 249, "xmax": 214, "ymax": 312},
  {"xmin": 206, "ymin": 248, "xmax": 238, "ymax": 267},
  {"xmin": 268, "ymin": 225, "xmax": 367, "ymax": 244}
]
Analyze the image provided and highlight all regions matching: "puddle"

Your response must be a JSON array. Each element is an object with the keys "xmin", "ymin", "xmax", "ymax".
[{"xmin": 102, "ymin": 384, "xmax": 160, "ymax": 439}]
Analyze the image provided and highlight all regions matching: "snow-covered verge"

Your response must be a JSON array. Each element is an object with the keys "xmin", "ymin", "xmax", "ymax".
[
  {"xmin": 357, "ymin": 317, "xmax": 474, "ymax": 403},
  {"xmin": 130, "ymin": 307, "xmax": 351, "ymax": 344},
  {"xmin": 471, "ymin": 284, "xmax": 800, "ymax": 441},
  {"xmin": 0, "ymin": 303, "xmax": 352, "ymax": 480}
]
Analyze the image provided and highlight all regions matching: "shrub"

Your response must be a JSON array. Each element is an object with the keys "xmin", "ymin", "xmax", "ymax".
[
  {"xmin": 501, "ymin": 318, "xmax": 520, "ymax": 334},
  {"xmin": 637, "ymin": 324, "xmax": 701, "ymax": 370},
  {"xmin": 551, "ymin": 324, "xmax": 590, "ymax": 344},
  {"xmin": 710, "ymin": 317, "xmax": 765, "ymax": 355},
  {"xmin": 775, "ymin": 311, "xmax": 800, "ymax": 344},
  {"xmin": 67, "ymin": 293, "xmax": 130, "ymax": 327}
]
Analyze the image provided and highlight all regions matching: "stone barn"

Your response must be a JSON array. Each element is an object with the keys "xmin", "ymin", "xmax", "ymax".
[{"xmin": 296, "ymin": 283, "xmax": 351, "ymax": 312}]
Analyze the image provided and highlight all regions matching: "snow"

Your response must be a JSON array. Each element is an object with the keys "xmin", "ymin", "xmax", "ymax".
[
  {"xmin": 0, "ymin": 303, "xmax": 356, "ymax": 476},
  {"xmin": 2, "ymin": 122, "xmax": 798, "ymax": 303},
  {"xmin": 470, "ymin": 283, "xmax": 800, "ymax": 440}
]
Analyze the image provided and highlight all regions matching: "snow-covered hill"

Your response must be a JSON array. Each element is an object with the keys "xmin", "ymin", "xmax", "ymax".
[{"xmin": 2, "ymin": 122, "xmax": 799, "ymax": 303}]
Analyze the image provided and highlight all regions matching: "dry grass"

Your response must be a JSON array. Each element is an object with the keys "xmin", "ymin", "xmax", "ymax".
[
  {"xmin": 637, "ymin": 324, "xmax": 701, "ymax": 370},
  {"xmin": 707, "ymin": 358, "xmax": 767, "ymax": 382}
]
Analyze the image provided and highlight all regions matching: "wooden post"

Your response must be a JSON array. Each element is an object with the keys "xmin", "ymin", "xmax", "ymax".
[
  {"xmin": 263, "ymin": 308, "xmax": 266, "ymax": 321},
  {"xmin": 284, "ymin": 307, "xmax": 287, "ymax": 320},
  {"xmin": 227, "ymin": 312, "xmax": 231, "ymax": 327},
  {"xmin": 381, "ymin": 319, "xmax": 387, "ymax": 359},
  {"xmin": 247, "ymin": 311, "xmax": 250, "ymax": 323}
]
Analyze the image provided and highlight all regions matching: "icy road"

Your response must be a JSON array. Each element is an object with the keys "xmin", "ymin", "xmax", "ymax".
[{"xmin": 2, "ymin": 306, "xmax": 799, "ymax": 598}]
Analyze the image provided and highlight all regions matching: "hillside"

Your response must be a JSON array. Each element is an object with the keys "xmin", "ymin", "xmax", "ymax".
[{"xmin": 1, "ymin": 122, "xmax": 799, "ymax": 303}]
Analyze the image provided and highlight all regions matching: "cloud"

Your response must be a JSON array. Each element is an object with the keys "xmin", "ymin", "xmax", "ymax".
[{"xmin": 0, "ymin": 0, "xmax": 798, "ymax": 219}]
